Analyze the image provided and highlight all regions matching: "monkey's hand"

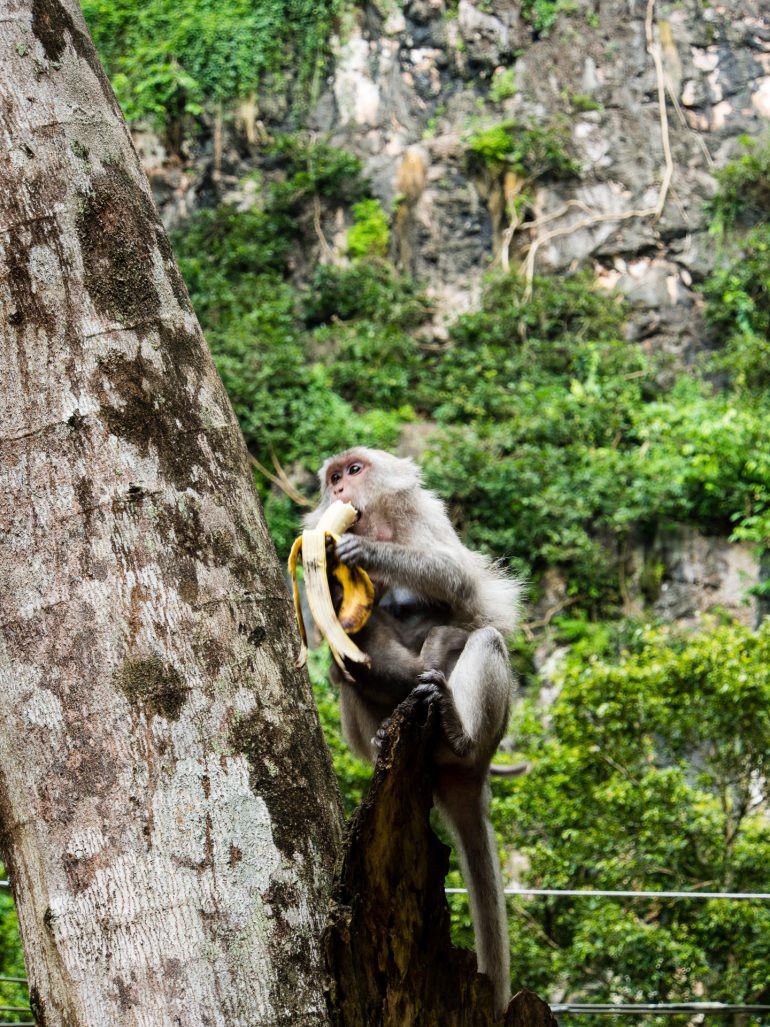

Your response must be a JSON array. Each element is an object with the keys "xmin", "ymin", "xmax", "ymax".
[{"xmin": 335, "ymin": 534, "xmax": 375, "ymax": 570}]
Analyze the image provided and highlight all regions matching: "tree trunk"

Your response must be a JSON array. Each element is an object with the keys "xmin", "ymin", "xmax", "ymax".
[{"xmin": 0, "ymin": 2, "xmax": 343, "ymax": 1023}]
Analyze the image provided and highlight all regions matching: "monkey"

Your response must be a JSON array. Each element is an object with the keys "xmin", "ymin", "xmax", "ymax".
[{"xmin": 304, "ymin": 446, "xmax": 522, "ymax": 1015}]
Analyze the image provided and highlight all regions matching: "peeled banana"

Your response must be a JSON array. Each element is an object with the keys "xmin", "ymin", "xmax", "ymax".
[{"xmin": 288, "ymin": 501, "xmax": 374, "ymax": 675}]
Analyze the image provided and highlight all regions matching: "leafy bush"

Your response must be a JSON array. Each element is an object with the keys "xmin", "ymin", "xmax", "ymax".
[
  {"xmin": 171, "ymin": 170, "xmax": 409, "ymax": 552},
  {"xmin": 305, "ymin": 262, "xmax": 433, "ymax": 411},
  {"xmin": 303, "ymin": 261, "xmax": 433, "ymax": 329},
  {"xmin": 489, "ymin": 67, "xmax": 517, "ymax": 103},
  {"xmin": 347, "ymin": 199, "xmax": 391, "ymax": 258},
  {"xmin": 494, "ymin": 620, "xmax": 770, "ymax": 1008},
  {"xmin": 0, "ymin": 876, "xmax": 27, "ymax": 1023},
  {"xmin": 82, "ymin": 0, "xmax": 344, "ymax": 132},
  {"xmin": 308, "ymin": 650, "xmax": 372, "ymax": 816},
  {"xmin": 322, "ymin": 322, "xmax": 425, "ymax": 410},
  {"xmin": 521, "ymin": 0, "xmax": 576, "ymax": 34},
  {"xmin": 706, "ymin": 135, "xmax": 770, "ymax": 232},
  {"xmin": 467, "ymin": 122, "xmax": 579, "ymax": 179},
  {"xmin": 570, "ymin": 92, "xmax": 602, "ymax": 112},
  {"xmin": 420, "ymin": 273, "xmax": 770, "ymax": 604},
  {"xmin": 268, "ymin": 135, "xmax": 368, "ymax": 210},
  {"xmin": 703, "ymin": 225, "xmax": 770, "ymax": 391}
]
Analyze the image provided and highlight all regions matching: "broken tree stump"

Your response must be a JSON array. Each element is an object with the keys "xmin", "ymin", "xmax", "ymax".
[{"xmin": 323, "ymin": 692, "xmax": 558, "ymax": 1026}]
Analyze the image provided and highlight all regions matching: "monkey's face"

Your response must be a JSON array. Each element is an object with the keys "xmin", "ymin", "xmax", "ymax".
[
  {"xmin": 309, "ymin": 447, "xmax": 422, "ymax": 538},
  {"xmin": 324, "ymin": 453, "xmax": 370, "ymax": 515}
]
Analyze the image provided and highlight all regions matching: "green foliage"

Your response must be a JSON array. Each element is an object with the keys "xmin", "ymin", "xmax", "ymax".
[
  {"xmin": 706, "ymin": 136, "xmax": 770, "ymax": 232},
  {"xmin": 268, "ymin": 135, "xmax": 367, "ymax": 210},
  {"xmin": 419, "ymin": 273, "xmax": 770, "ymax": 604},
  {"xmin": 308, "ymin": 650, "xmax": 372, "ymax": 816},
  {"xmin": 0, "ymin": 872, "xmax": 27, "ymax": 1023},
  {"xmin": 304, "ymin": 261, "xmax": 432, "ymax": 329},
  {"xmin": 520, "ymin": 0, "xmax": 575, "ymax": 35},
  {"xmin": 570, "ymin": 92, "xmax": 602, "ymax": 112},
  {"xmin": 703, "ymin": 225, "xmax": 770, "ymax": 391},
  {"xmin": 172, "ymin": 166, "xmax": 770, "ymax": 590},
  {"xmin": 466, "ymin": 121, "xmax": 579, "ymax": 179},
  {"xmin": 171, "ymin": 148, "xmax": 427, "ymax": 548},
  {"xmin": 347, "ymin": 199, "xmax": 391, "ymax": 259},
  {"xmin": 322, "ymin": 321, "xmax": 425, "ymax": 409},
  {"xmin": 495, "ymin": 620, "xmax": 770, "ymax": 1015},
  {"xmin": 81, "ymin": 0, "xmax": 344, "ymax": 130},
  {"xmin": 306, "ymin": 262, "xmax": 433, "ymax": 412},
  {"xmin": 489, "ymin": 67, "xmax": 517, "ymax": 103}
]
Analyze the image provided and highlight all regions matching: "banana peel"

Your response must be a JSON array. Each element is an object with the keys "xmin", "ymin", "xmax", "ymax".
[{"xmin": 288, "ymin": 501, "xmax": 374, "ymax": 675}]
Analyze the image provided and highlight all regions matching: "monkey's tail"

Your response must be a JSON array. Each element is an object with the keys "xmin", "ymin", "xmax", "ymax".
[
  {"xmin": 437, "ymin": 776, "xmax": 510, "ymax": 1016},
  {"xmin": 489, "ymin": 761, "xmax": 530, "ymax": 778}
]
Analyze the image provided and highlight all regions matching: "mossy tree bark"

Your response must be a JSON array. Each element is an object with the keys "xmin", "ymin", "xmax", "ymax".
[{"xmin": 0, "ymin": 2, "xmax": 342, "ymax": 1024}]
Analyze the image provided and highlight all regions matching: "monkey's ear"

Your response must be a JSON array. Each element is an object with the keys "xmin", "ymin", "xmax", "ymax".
[{"xmin": 390, "ymin": 455, "xmax": 423, "ymax": 491}]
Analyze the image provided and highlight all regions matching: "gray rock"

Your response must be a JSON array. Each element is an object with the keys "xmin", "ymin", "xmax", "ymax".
[
  {"xmin": 653, "ymin": 527, "xmax": 761, "ymax": 627},
  {"xmin": 457, "ymin": 0, "xmax": 524, "ymax": 68}
]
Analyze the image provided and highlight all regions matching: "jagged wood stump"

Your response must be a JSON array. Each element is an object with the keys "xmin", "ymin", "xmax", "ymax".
[{"xmin": 323, "ymin": 692, "xmax": 558, "ymax": 1026}]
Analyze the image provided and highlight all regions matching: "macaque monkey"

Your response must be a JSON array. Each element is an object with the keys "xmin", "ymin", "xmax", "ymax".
[{"xmin": 305, "ymin": 447, "xmax": 522, "ymax": 1015}]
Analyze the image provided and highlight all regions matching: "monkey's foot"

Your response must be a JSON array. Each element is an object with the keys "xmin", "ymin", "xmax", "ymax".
[
  {"xmin": 416, "ymin": 667, "xmax": 448, "ymax": 686},
  {"xmin": 372, "ymin": 716, "xmax": 393, "ymax": 753},
  {"xmin": 411, "ymin": 669, "xmax": 448, "ymax": 705},
  {"xmin": 412, "ymin": 671, "xmax": 473, "ymax": 758}
]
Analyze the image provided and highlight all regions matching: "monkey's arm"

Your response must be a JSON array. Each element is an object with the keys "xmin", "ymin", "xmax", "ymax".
[{"xmin": 336, "ymin": 537, "xmax": 474, "ymax": 609}]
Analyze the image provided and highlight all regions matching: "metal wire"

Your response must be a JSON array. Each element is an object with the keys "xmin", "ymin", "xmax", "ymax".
[
  {"xmin": 0, "ymin": 977, "xmax": 27, "ymax": 985},
  {"xmin": 7, "ymin": 877, "xmax": 770, "ymax": 900},
  {"xmin": 446, "ymin": 887, "xmax": 770, "ymax": 900},
  {"xmin": 553, "ymin": 1002, "xmax": 770, "ymax": 1016}
]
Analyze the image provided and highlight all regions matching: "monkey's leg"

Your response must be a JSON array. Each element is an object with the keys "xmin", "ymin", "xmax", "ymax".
[
  {"xmin": 344, "ymin": 612, "xmax": 425, "ymax": 706},
  {"xmin": 420, "ymin": 624, "xmax": 470, "ymax": 679},
  {"xmin": 411, "ymin": 626, "xmax": 511, "ymax": 760},
  {"xmin": 430, "ymin": 627, "xmax": 513, "ymax": 1013},
  {"xmin": 440, "ymin": 626, "xmax": 513, "ymax": 762}
]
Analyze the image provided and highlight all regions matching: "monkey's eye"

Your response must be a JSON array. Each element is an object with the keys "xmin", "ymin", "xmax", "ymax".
[
  {"xmin": 330, "ymin": 472, "xmax": 342, "ymax": 484},
  {"xmin": 348, "ymin": 463, "xmax": 363, "ymax": 476}
]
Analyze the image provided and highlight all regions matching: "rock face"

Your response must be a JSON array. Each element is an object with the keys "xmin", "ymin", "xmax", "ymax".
[
  {"xmin": 146, "ymin": 0, "xmax": 770, "ymax": 356},
  {"xmin": 307, "ymin": 0, "xmax": 767, "ymax": 356}
]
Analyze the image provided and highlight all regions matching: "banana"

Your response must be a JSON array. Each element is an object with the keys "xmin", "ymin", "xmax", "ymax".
[{"xmin": 288, "ymin": 501, "xmax": 374, "ymax": 676}]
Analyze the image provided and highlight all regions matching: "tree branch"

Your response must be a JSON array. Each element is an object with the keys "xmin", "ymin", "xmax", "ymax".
[{"xmin": 323, "ymin": 692, "xmax": 557, "ymax": 1025}]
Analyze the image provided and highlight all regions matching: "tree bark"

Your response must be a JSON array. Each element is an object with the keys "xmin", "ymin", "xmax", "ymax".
[
  {"xmin": 324, "ymin": 693, "xmax": 557, "ymax": 1027},
  {"xmin": 0, "ymin": 2, "xmax": 343, "ymax": 1023}
]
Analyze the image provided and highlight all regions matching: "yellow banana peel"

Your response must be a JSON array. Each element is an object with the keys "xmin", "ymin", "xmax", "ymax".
[{"xmin": 288, "ymin": 501, "xmax": 374, "ymax": 675}]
